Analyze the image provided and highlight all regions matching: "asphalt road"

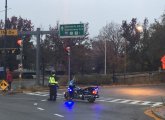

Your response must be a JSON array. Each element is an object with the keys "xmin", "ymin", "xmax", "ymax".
[{"xmin": 0, "ymin": 84, "xmax": 164, "ymax": 120}]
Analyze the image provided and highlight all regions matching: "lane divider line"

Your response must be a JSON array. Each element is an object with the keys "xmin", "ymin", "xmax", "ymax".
[
  {"xmin": 34, "ymin": 103, "xmax": 38, "ymax": 106},
  {"xmin": 54, "ymin": 114, "xmax": 64, "ymax": 117},
  {"xmin": 37, "ymin": 107, "xmax": 45, "ymax": 111}
]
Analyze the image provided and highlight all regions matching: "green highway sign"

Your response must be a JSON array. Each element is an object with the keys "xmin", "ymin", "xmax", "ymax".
[{"xmin": 59, "ymin": 24, "xmax": 85, "ymax": 38}]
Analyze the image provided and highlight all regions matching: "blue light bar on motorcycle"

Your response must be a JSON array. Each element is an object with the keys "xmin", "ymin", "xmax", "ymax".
[
  {"xmin": 95, "ymin": 87, "xmax": 99, "ymax": 91},
  {"xmin": 68, "ymin": 87, "xmax": 73, "ymax": 92}
]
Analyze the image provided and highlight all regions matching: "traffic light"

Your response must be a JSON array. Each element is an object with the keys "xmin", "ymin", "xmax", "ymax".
[
  {"xmin": 17, "ymin": 39, "xmax": 23, "ymax": 47},
  {"xmin": 65, "ymin": 47, "xmax": 70, "ymax": 55}
]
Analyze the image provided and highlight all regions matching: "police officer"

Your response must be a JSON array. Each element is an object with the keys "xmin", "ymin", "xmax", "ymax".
[{"xmin": 48, "ymin": 73, "xmax": 58, "ymax": 101}]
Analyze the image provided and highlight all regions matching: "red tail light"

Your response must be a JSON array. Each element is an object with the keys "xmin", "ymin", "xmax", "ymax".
[{"xmin": 92, "ymin": 90, "xmax": 97, "ymax": 95}]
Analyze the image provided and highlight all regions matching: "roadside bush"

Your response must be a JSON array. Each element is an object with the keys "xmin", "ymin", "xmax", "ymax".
[
  {"xmin": 57, "ymin": 71, "xmax": 165, "ymax": 86},
  {"xmin": 75, "ymin": 74, "xmax": 112, "ymax": 85},
  {"xmin": 57, "ymin": 74, "xmax": 113, "ymax": 86}
]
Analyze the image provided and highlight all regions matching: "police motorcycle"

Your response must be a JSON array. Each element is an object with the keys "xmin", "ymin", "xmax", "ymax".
[{"xmin": 64, "ymin": 85, "xmax": 99, "ymax": 103}]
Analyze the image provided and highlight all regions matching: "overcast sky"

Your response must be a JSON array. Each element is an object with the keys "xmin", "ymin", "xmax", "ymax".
[{"xmin": 0, "ymin": 0, "xmax": 165, "ymax": 37}]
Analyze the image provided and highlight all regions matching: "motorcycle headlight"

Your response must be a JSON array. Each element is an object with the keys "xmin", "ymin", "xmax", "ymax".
[{"xmin": 68, "ymin": 87, "xmax": 72, "ymax": 92}]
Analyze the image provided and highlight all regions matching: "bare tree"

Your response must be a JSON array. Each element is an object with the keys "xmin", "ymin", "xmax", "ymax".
[{"xmin": 91, "ymin": 22, "xmax": 123, "ymax": 73}]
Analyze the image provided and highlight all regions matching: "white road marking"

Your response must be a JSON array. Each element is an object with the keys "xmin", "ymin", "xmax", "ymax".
[
  {"xmin": 40, "ymin": 94, "xmax": 49, "ymax": 96},
  {"xmin": 26, "ymin": 92, "xmax": 62, "ymax": 97},
  {"xmin": 120, "ymin": 99, "xmax": 132, "ymax": 103},
  {"xmin": 97, "ymin": 98, "xmax": 114, "ymax": 102},
  {"xmin": 54, "ymin": 114, "xmax": 64, "ymax": 117},
  {"xmin": 37, "ymin": 107, "xmax": 45, "ymax": 111},
  {"xmin": 107, "ymin": 99, "xmax": 122, "ymax": 102},
  {"xmin": 129, "ymin": 101, "xmax": 141, "ymax": 104},
  {"xmin": 151, "ymin": 102, "xmax": 163, "ymax": 107},
  {"xmin": 26, "ymin": 92, "xmax": 163, "ymax": 107},
  {"xmin": 96, "ymin": 99, "xmax": 163, "ymax": 106},
  {"xmin": 141, "ymin": 101, "xmax": 152, "ymax": 105},
  {"xmin": 34, "ymin": 103, "xmax": 38, "ymax": 106}
]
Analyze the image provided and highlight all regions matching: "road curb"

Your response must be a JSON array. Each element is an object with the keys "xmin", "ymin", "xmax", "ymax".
[{"xmin": 151, "ymin": 106, "xmax": 165, "ymax": 120}]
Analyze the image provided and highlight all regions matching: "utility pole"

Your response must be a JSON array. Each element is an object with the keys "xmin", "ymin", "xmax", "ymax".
[
  {"xmin": 3, "ymin": 0, "xmax": 7, "ymax": 79},
  {"xmin": 104, "ymin": 38, "xmax": 107, "ymax": 75},
  {"xmin": 124, "ymin": 39, "xmax": 127, "ymax": 82}
]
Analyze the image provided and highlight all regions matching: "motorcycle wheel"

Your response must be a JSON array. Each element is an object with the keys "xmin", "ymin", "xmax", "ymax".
[
  {"xmin": 64, "ymin": 92, "xmax": 71, "ymax": 100},
  {"xmin": 64, "ymin": 92, "xmax": 69, "ymax": 100},
  {"xmin": 87, "ymin": 98, "xmax": 96, "ymax": 103}
]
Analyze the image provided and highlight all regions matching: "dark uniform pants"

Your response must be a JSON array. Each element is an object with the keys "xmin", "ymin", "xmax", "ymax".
[{"xmin": 49, "ymin": 85, "xmax": 57, "ymax": 101}]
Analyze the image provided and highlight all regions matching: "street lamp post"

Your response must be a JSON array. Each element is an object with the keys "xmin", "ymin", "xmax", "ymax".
[
  {"xmin": 124, "ymin": 24, "xmax": 143, "ymax": 82},
  {"xmin": 124, "ymin": 39, "xmax": 127, "ymax": 82},
  {"xmin": 104, "ymin": 38, "xmax": 107, "ymax": 75}
]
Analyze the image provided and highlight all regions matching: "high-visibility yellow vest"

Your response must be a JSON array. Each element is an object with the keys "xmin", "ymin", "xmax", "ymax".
[{"xmin": 49, "ymin": 76, "xmax": 58, "ymax": 85}]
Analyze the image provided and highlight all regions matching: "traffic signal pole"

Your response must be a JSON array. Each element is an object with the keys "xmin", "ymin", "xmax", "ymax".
[
  {"xmin": 17, "ymin": 39, "xmax": 23, "ymax": 88},
  {"xmin": 18, "ymin": 29, "xmax": 56, "ymax": 86},
  {"xmin": 68, "ymin": 47, "xmax": 71, "ymax": 81},
  {"xmin": 36, "ymin": 28, "xmax": 41, "ymax": 85}
]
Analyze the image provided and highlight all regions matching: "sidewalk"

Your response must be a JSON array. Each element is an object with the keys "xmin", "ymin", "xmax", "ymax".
[{"xmin": 152, "ymin": 105, "xmax": 165, "ymax": 120}]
